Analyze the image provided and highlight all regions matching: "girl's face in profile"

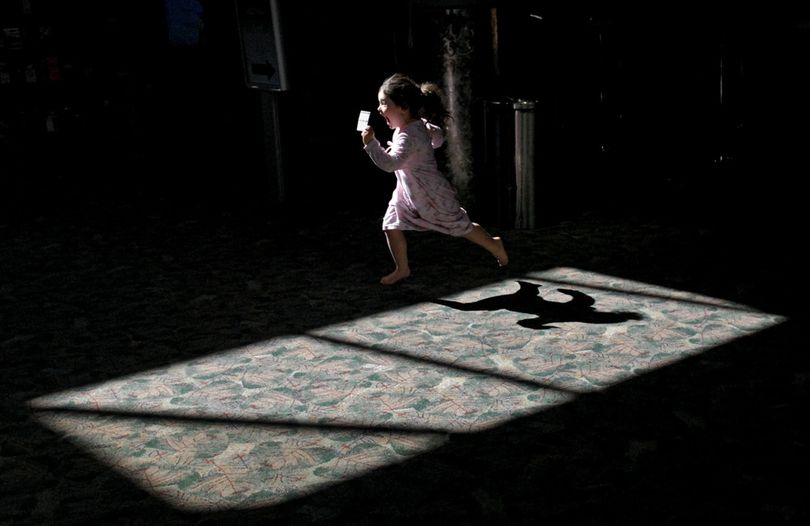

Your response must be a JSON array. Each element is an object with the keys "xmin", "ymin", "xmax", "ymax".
[{"xmin": 377, "ymin": 90, "xmax": 410, "ymax": 130}]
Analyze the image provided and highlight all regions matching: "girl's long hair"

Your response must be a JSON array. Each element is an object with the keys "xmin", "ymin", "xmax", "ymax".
[{"xmin": 380, "ymin": 73, "xmax": 450, "ymax": 126}]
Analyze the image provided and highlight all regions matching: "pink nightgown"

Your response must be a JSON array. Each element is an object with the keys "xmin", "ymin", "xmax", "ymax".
[{"xmin": 364, "ymin": 119, "xmax": 473, "ymax": 237}]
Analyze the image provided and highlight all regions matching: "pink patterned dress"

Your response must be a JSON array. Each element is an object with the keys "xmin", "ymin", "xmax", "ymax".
[{"xmin": 364, "ymin": 119, "xmax": 473, "ymax": 236}]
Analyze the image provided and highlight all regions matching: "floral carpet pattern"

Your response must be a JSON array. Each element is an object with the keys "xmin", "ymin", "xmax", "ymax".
[
  {"xmin": 2, "ymin": 207, "xmax": 807, "ymax": 524},
  {"xmin": 28, "ymin": 263, "xmax": 783, "ymax": 513}
]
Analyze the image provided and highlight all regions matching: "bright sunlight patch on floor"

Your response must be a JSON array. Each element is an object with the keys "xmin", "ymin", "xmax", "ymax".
[{"xmin": 29, "ymin": 267, "xmax": 785, "ymax": 512}]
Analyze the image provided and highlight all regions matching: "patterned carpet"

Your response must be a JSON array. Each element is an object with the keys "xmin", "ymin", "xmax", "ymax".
[{"xmin": 1, "ymin": 203, "xmax": 807, "ymax": 524}]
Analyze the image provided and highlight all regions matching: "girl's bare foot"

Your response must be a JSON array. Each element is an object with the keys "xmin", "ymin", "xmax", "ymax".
[
  {"xmin": 493, "ymin": 237, "xmax": 509, "ymax": 267},
  {"xmin": 380, "ymin": 268, "xmax": 411, "ymax": 285}
]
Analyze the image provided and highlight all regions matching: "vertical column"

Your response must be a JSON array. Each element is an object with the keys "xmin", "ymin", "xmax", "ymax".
[
  {"xmin": 440, "ymin": 8, "xmax": 476, "ymax": 208},
  {"xmin": 259, "ymin": 90, "xmax": 284, "ymax": 204},
  {"xmin": 513, "ymin": 99, "xmax": 536, "ymax": 229}
]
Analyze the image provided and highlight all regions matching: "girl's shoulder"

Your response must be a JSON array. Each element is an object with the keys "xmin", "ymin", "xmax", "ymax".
[
  {"xmin": 422, "ymin": 118, "xmax": 443, "ymax": 132},
  {"xmin": 397, "ymin": 120, "xmax": 431, "ymax": 139}
]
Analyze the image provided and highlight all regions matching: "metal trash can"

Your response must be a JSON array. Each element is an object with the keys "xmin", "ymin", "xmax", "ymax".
[{"xmin": 513, "ymin": 99, "xmax": 536, "ymax": 229}]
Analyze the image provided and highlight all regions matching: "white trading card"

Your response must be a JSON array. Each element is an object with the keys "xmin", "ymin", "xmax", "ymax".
[{"xmin": 356, "ymin": 110, "xmax": 371, "ymax": 131}]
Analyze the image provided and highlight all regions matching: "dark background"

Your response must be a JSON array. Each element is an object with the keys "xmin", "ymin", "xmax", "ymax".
[
  {"xmin": 2, "ymin": 3, "xmax": 808, "ymax": 524},
  {"xmin": 1, "ymin": 1, "xmax": 808, "ymax": 230}
]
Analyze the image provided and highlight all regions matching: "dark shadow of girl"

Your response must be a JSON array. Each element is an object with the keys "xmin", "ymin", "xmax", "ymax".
[{"xmin": 434, "ymin": 280, "xmax": 643, "ymax": 330}]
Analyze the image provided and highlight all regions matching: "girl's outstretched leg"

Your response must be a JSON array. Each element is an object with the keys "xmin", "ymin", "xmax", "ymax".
[
  {"xmin": 381, "ymin": 229, "xmax": 411, "ymax": 285},
  {"xmin": 463, "ymin": 223, "xmax": 509, "ymax": 267}
]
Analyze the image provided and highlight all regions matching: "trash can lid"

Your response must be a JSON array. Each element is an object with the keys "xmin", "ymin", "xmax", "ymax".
[{"xmin": 513, "ymin": 99, "xmax": 536, "ymax": 110}]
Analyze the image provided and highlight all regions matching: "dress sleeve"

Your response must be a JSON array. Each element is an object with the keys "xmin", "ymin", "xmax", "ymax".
[
  {"xmin": 363, "ymin": 128, "xmax": 416, "ymax": 173},
  {"xmin": 424, "ymin": 120, "xmax": 445, "ymax": 149}
]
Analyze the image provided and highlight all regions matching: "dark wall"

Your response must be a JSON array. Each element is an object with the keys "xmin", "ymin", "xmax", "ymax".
[
  {"xmin": 479, "ymin": 3, "xmax": 810, "ymax": 226},
  {"xmin": 0, "ymin": 1, "xmax": 410, "ymax": 222},
  {"xmin": 2, "ymin": 1, "xmax": 808, "ymax": 228},
  {"xmin": 1, "ymin": 0, "xmax": 246, "ymax": 219}
]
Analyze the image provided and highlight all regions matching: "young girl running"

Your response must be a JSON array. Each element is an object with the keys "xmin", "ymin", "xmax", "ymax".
[{"xmin": 361, "ymin": 73, "xmax": 508, "ymax": 285}]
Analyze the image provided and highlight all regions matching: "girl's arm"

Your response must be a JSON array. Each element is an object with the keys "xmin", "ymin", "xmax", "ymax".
[{"xmin": 364, "ymin": 129, "xmax": 415, "ymax": 172}]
